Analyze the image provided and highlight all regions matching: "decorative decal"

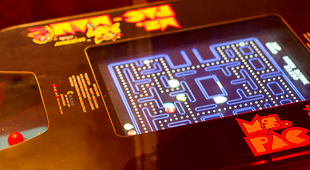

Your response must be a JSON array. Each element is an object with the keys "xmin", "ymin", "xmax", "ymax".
[
  {"xmin": 122, "ymin": 4, "xmax": 181, "ymax": 32},
  {"xmin": 26, "ymin": 4, "xmax": 181, "ymax": 47},
  {"xmin": 27, "ymin": 26, "xmax": 54, "ymax": 44},
  {"xmin": 86, "ymin": 22, "xmax": 121, "ymax": 44},
  {"xmin": 236, "ymin": 114, "xmax": 310, "ymax": 156},
  {"xmin": 27, "ymin": 14, "xmax": 119, "ymax": 47},
  {"xmin": 303, "ymin": 103, "xmax": 310, "ymax": 116}
]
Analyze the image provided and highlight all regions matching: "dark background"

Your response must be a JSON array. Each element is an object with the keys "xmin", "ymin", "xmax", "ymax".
[{"xmin": 0, "ymin": 0, "xmax": 166, "ymax": 30}]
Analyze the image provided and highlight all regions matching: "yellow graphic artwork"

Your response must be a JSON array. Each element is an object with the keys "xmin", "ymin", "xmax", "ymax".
[
  {"xmin": 86, "ymin": 22, "xmax": 122, "ymax": 44},
  {"xmin": 26, "ymin": 15, "xmax": 122, "ymax": 46},
  {"xmin": 26, "ymin": 4, "xmax": 181, "ymax": 46},
  {"xmin": 27, "ymin": 26, "xmax": 54, "ymax": 44}
]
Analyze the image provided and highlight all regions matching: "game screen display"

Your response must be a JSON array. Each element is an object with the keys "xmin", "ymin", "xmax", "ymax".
[
  {"xmin": 86, "ymin": 16, "xmax": 310, "ymax": 136},
  {"xmin": 0, "ymin": 73, "xmax": 48, "ymax": 150}
]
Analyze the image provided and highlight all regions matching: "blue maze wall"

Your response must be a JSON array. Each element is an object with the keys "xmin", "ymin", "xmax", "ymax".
[{"xmin": 108, "ymin": 37, "xmax": 304, "ymax": 134}]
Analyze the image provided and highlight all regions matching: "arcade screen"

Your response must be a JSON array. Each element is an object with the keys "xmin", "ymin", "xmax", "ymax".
[{"xmin": 86, "ymin": 16, "xmax": 310, "ymax": 136}]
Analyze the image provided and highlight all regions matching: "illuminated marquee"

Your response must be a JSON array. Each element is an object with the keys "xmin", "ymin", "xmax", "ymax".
[
  {"xmin": 26, "ymin": 4, "xmax": 181, "ymax": 46},
  {"xmin": 236, "ymin": 114, "xmax": 310, "ymax": 156}
]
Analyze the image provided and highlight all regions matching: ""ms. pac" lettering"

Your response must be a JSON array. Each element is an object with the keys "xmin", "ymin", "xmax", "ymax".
[{"xmin": 236, "ymin": 114, "xmax": 310, "ymax": 156}]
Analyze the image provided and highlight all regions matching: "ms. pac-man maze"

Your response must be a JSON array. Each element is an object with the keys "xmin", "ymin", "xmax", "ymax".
[{"xmin": 107, "ymin": 37, "xmax": 304, "ymax": 134}]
